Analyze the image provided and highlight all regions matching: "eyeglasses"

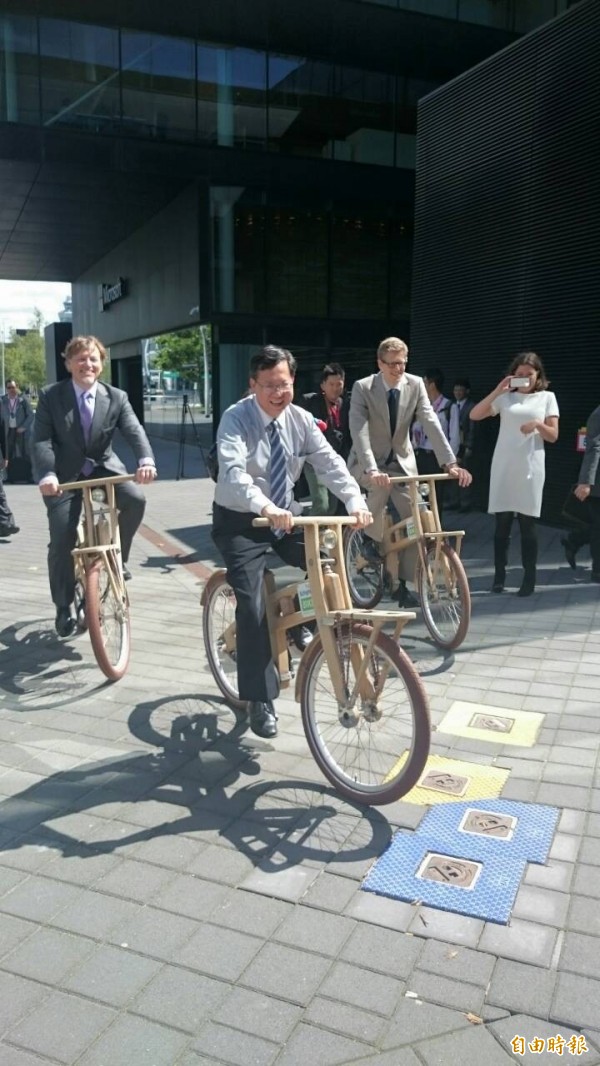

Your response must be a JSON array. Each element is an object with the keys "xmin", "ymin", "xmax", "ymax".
[
  {"xmin": 256, "ymin": 382, "xmax": 293, "ymax": 395},
  {"xmin": 380, "ymin": 359, "xmax": 407, "ymax": 369}
]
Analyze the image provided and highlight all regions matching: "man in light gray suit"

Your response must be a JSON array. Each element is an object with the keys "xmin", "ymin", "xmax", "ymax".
[
  {"xmin": 348, "ymin": 337, "xmax": 471, "ymax": 605},
  {"xmin": 32, "ymin": 335, "xmax": 157, "ymax": 637}
]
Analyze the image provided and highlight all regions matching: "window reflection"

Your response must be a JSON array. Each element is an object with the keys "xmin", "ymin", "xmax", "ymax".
[
  {"xmin": 333, "ymin": 66, "xmax": 395, "ymax": 166},
  {"xmin": 390, "ymin": 217, "xmax": 413, "ymax": 318},
  {"xmin": 268, "ymin": 54, "xmax": 333, "ymax": 158},
  {"xmin": 331, "ymin": 212, "xmax": 389, "ymax": 318},
  {"xmin": 198, "ymin": 43, "xmax": 266, "ymax": 147},
  {"xmin": 0, "ymin": 14, "xmax": 39, "ymax": 125},
  {"xmin": 211, "ymin": 188, "xmax": 266, "ymax": 313},
  {"xmin": 121, "ymin": 31, "xmax": 195, "ymax": 141},
  {"xmin": 39, "ymin": 19, "xmax": 120, "ymax": 132},
  {"xmin": 266, "ymin": 202, "xmax": 327, "ymax": 315}
]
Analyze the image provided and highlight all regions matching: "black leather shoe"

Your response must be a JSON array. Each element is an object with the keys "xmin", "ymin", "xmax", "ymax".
[
  {"xmin": 591, "ymin": 573, "xmax": 600, "ymax": 584},
  {"xmin": 0, "ymin": 523, "xmax": 19, "ymax": 537},
  {"xmin": 289, "ymin": 624, "xmax": 313, "ymax": 651},
  {"xmin": 247, "ymin": 701, "xmax": 278, "ymax": 739},
  {"xmin": 55, "ymin": 606, "xmax": 76, "ymax": 638},
  {"xmin": 561, "ymin": 536, "xmax": 576, "ymax": 571},
  {"xmin": 123, "ymin": 566, "xmax": 132, "ymax": 581},
  {"xmin": 396, "ymin": 581, "xmax": 419, "ymax": 608}
]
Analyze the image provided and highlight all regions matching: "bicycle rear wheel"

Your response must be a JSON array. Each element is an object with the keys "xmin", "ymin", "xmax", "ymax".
[
  {"xmin": 343, "ymin": 527, "xmax": 384, "ymax": 609},
  {"xmin": 416, "ymin": 542, "xmax": 470, "ymax": 650},
  {"xmin": 300, "ymin": 623, "xmax": 430, "ymax": 805},
  {"xmin": 202, "ymin": 572, "xmax": 245, "ymax": 711},
  {"xmin": 85, "ymin": 559, "xmax": 130, "ymax": 681}
]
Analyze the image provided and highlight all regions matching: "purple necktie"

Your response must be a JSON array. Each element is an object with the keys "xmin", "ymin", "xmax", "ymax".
[{"xmin": 80, "ymin": 392, "xmax": 94, "ymax": 476}]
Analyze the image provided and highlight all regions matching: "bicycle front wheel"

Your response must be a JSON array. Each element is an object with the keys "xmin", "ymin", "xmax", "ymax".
[
  {"xmin": 343, "ymin": 527, "xmax": 384, "ymax": 609},
  {"xmin": 85, "ymin": 559, "xmax": 130, "ymax": 681},
  {"xmin": 416, "ymin": 542, "xmax": 470, "ymax": 651},
  {"xmin": 202, "ymin": 572, "xmax": 245, "ymax": 711},
  {"xmin": 300, "ymin": 623, "xmax": 430, "ymax": 805}
]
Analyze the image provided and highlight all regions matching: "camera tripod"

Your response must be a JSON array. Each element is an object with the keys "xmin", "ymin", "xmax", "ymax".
[{"xmin": 176, "ymin": 393, "xmax": 205, "ymax": 480}]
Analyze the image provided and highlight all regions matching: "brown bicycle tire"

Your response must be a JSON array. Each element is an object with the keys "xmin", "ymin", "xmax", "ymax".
[
  {"xmin": 202, "ymin": 571, "xmax": 246, "ymax": 712},
  {"xmin": 299, "ymin": 623, "xmax": 430, "ymax": 805},
  {"xmin": 85, "ymin": 558, "xmax": 130, "ymax": 681},
  {"xmin": 416, "ymin": 542, "xmax": 471, "ymax": 651},
  {"xmin": 343, "ymin": 526, "xmax": 384, "ymax": 609}
]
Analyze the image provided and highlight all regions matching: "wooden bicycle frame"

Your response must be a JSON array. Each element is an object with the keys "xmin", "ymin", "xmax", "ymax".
[
  {"xmin": 251, "ymin": 516, "xmax": 415, "ymax": 709},
  {"xmin": 59, "ymin": 474, "xmax": 134, "ymax": 602},
  {"xmin": 382, "ymin": 474, "xmax": 465, "ymax": 587}
]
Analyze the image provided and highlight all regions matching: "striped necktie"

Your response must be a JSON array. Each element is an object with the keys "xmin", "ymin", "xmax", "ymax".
[{"xmin": 268, "ymin": 420, "xmax": 288, "ymax": 536}]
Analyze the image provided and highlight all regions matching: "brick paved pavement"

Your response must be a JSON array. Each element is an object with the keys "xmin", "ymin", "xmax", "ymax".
[{"xmin": 0, "ymin": 434, "xmax": 599, "ymax": 1065}]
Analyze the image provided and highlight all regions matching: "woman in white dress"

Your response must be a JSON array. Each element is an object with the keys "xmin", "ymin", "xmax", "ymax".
[{"xmin": 470, "ymin": 352, "xmax": 559, "ymax": 597}]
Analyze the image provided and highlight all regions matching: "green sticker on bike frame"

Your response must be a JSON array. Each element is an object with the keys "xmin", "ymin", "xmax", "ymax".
[{"xmin": 297, "ymin": 582, "xmax": 314, "ymax": 615}]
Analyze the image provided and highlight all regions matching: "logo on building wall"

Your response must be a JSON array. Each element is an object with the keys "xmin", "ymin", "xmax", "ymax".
[{"xmin": 98, "ymin": 277, "xmax": 128, "ymax": 312}]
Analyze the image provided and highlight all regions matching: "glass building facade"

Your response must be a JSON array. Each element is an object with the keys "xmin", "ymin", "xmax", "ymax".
[{"xmin": 0, "ymin": 3, "xmax": 569, "ymax": 414}]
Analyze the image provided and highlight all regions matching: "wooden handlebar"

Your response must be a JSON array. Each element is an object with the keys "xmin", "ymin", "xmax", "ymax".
[
  {"xmin": 388, "ymin": 473, "xmax": 451, "ymax": 484},
  {"xmin": 252, "ymin": 515, "xmax": 359, "ymax": 528},
  {"xmin": 59, "ymin": 473, "xmax": 137, "ymax": 492}
]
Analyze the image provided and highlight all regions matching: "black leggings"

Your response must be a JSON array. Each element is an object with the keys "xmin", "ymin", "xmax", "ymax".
[{"xmin": 495, "ymin": 511, "xmax": 537, "ymax": 547}]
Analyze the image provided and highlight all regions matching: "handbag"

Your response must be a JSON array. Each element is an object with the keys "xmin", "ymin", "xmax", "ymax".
[{"xmin": 561, "ymin": 484, "xmax": 591, "ymax": 528}]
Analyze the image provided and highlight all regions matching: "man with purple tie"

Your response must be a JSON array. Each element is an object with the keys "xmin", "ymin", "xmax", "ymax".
[{"xmin": 32, "ymin": 335, "xmax": 156, "ymax": 637}]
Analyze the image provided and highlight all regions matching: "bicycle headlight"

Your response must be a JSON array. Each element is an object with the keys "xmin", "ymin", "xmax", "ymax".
[
  {"xmin": 91, "ymin": 488, "xmax": 107, "ymax": 503},
  {"xmin": 320, "ymin": 528, "xmax": 338, "ymax": 552}
]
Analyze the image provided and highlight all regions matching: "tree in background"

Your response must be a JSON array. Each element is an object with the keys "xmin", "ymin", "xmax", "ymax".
[
  {"xmin": 152, "ymin": 325, "xmax": 212, "ymax": 410},
  {"xmin": 3, "ymin": 309, "xmax": 46, "ymax": 393}
]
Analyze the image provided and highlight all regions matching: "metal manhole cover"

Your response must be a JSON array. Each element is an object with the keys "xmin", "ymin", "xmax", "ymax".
[
  {"xmin": 417, "ymin": 853, "xmax": 482, "ymax": 889},
  {"xmin": 419, "ymin": 770, "xmax": 470, "ymax": 796},
  {"xmin": 470, "ymin": 713, "xmax": 515, "ymax": 733},
  {"xmin": 459, "ymin": 809, "xmax": 517, "ymax": 839}
]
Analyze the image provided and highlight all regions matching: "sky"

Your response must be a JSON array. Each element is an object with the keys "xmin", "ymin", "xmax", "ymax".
[{"xmin": 0, "ymin": 280, "xmax": 72, "ymax": 335}]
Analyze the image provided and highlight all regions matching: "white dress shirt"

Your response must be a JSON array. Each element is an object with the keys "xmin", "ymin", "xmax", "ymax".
[{"xmin": 215, "ymin": 395, "xmax": 364, "ymax": 515}]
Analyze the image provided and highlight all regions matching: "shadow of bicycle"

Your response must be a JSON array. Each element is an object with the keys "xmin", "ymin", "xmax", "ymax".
[{"xmin": 0, "ymin": 691, "xmax": 392, "ymax": 874}]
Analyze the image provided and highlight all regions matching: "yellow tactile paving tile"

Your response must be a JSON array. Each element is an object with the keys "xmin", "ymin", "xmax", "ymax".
[
  {"xmin": 436, "ymin": 701, "xmax": 544, "ymax": 748},
  {"xmin": 397, "ymin": 754, "xmax": 510, "ymax": 806}
]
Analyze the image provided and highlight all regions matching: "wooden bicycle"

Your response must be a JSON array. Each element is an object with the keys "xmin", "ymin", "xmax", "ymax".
[
  {"xmin": 202, "ymin": 515, "xmax": 430, "ymax": 806},
  {"xmin": 60, "ymin": 473, "xmax": 133, "ymax": 681},
  {"xmin": 343, "ymin": 473, "xmax": 471, "ymax": 650}
]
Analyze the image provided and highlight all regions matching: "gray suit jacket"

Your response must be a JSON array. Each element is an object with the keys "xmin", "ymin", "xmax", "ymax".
[
  {"xmin": 579, "ymin": 405, "xmax": 600, "ymax": 498},
  {"xmin": 32, "ymin": 379, "xmax": 153, "ymax": 483},
  {"xmin": 348, "ymin": 371, "xmax": 456, "ymax": 484}
]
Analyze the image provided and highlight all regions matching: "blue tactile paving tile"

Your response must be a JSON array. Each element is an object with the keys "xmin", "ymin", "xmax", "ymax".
[{"xmin": 362, "ymin": 800, "xmax": 560, "ymax": 925}]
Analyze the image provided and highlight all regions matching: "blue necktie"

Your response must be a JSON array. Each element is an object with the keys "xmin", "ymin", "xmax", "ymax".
[
  {"xmin": 386, "ymin": 388, "xmax": 399, "ymax": 464},
  {"xmin": 268, "ymin": 420, "xmax": 288, "ymax": 536},
  {"xmin": 388, "ymin": 388, "xmax": 399, "ymax": 435}
]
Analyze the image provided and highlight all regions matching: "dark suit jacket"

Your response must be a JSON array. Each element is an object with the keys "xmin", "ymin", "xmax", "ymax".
[
  {"xmin": 32, "ymin": 378, "xmax": 153, "ymax": 483},
  {"xmin": 299, "ymin": 392, "xmax": 351, "ymax": 459},
  {"xmin": 579, "ymin": 405, "xmax": 600, "ymax": 498},
  {"xmin": 453, "ymin": 397, "xmax": 475, "ymax": 457}
]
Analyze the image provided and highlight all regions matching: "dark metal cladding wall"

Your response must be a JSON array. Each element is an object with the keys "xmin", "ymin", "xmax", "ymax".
[{"xmin": 411, "ymin": 0, "xmax": 600, "ymax": 523}]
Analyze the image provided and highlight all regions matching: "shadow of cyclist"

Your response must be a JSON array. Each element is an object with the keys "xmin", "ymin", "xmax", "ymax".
[{"xmin": 0, "ymin": 691, "xmax": 392, "ymax": 873}]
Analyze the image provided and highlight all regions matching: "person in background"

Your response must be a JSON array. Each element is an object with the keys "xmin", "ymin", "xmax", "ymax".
[
  {"xmin": 561, "ymin": 404, "xmax": 600, "ymax": 583},
  {"xmin": 1, "ymin": 379, "xmax": 34, "ymax": 466},
  {"xmin": 0, "ymin": 429, "xmax": 19, "ymax": 538},
  {"xmin": 348, "ymin": 338, "xmax": 471, "ymax": 607},
  {"xmin": 411, "ymin": 367, "xmax": 456, "ymax": 521},
  {"xmin": 32, "ymin": 335, "xmax": 157, "ymax": 638},
  {"xmin": 446, "ymin": 378, "xmax": 475, "ymax": 513},
  {"xmin": 299, "ymin": 362, "xmax": 351, "ymax": 515},
  {"xmin": 212, "ymin": 345, "xmax": 371, "ymax": 741},
  {"xmin": 469, "ymin": 351, "xmax": 559, "ymax": 597}
]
